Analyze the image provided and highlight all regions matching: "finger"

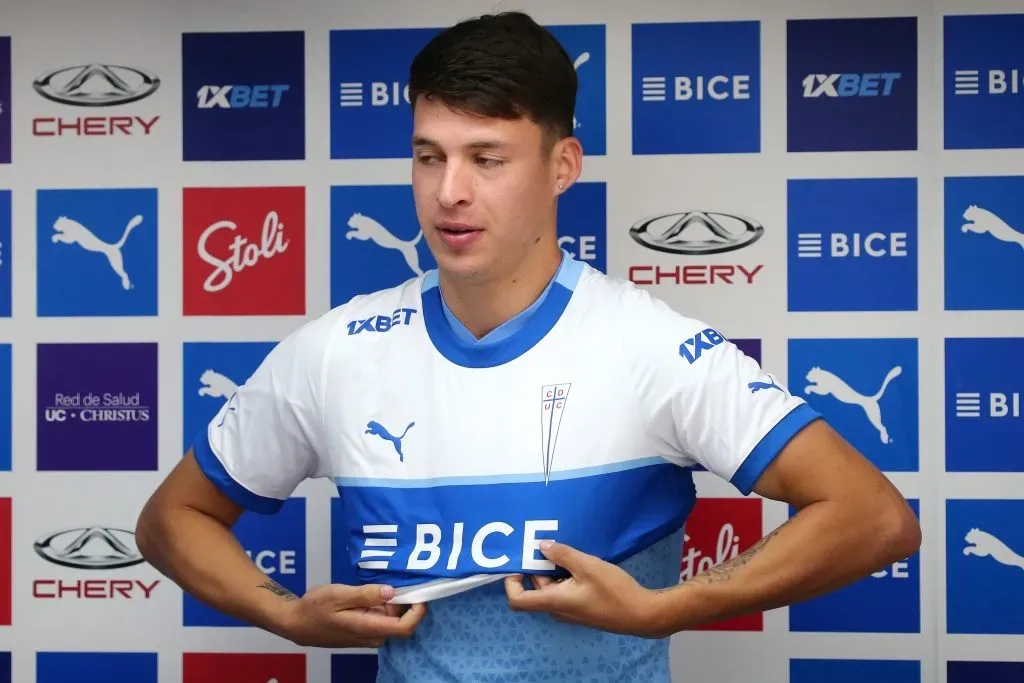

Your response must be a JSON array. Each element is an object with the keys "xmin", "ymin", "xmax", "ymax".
[
  {"xmin": 504, "ymin": 575, "xmax": 528, "ymax": 602},
  {"xmin": 539, "ymin": 541, "xmax": 594, "ymax": 577},
  {"xmin": 395, "ymin": 602, "xmax": 427, "ymax": 636},
  {"xmin": 384, "ymin": 603, "xmax": 407, "ymax": 618},
  {"xmin": 337, "ymin": 583, "xmax": 395, "ymax": 610},
  {"xmin": 505, "ymin": 575, "xmax": 572, "ymax": 614},
  {"xmin": 530, "ymin": 575, "xmax": 556, "ymax": 590}
]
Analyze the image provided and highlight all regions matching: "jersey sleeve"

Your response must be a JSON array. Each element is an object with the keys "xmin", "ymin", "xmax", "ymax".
[
  {"xmin": 190, "ymin": 316, "xmax": 335, "ymax": 515},
  {"xmin": 629, "ymin": 291, "xmax": 821, "ymax": 496}
]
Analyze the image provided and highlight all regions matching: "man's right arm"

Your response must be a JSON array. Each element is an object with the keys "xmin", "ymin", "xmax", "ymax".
[{"xmin": 135, "ymin": 316, "xmax": 426, "ymax": 647}]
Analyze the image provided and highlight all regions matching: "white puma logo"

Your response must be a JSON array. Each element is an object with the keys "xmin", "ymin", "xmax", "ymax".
[
  {"xmin": 962, "ymin": 204, "xmax": 1024, "ymax": 250},
  {"xmin": 198, "ymin": 368, "xmax": 238, "ymax": 400},
  {"xmin": 572, "ymin": 51, "xmax": 589, "ymax": 130},
  {"xmin": 964, "ymin": 528, "xmax": 1024, "ymax": 571},
  {"xmin": 51, "ymin": 214, "xmax": 145, "ymax": 290},
  {"xmin": 805, "ymin": 365, "xmax": 902, "ymax": 444},
  {"xmin": 346, "ymin": 212, "xmax": 424, "ymax": 275}
]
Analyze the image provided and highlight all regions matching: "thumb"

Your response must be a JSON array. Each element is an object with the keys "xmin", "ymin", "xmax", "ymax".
[
  {"xmin": 539, "ymin": 541, "xmax": 592, "ymax": 576},
  {"xmin": 336, "ymin": 583, "xmax": 395, "ymax": 609}
]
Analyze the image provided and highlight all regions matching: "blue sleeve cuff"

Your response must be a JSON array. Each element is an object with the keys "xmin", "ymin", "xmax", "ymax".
[
  {"xmin": 191, "ymin": 429, "xmax": 286, "ymax": 515},
  {"xmin": 730, "ymin": 404, "xmax": 822, "ymax": 496}
]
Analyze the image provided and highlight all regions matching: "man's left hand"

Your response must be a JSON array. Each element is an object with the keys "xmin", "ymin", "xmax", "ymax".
[{"xmin": 503, "ymin": 540, "xmax": 671, "ymax": 638}]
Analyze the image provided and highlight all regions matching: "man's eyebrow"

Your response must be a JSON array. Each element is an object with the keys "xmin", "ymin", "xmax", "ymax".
[{"xmin": 411, "ymin": 136, "xmax": 509, "ymax": 150}]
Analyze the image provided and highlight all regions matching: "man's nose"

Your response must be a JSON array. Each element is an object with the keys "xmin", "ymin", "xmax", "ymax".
[{"xmin": 437, "ymin": 161, "xmax": 473, "ymax": 207}]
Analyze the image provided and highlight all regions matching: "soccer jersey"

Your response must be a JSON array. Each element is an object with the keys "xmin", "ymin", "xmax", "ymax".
[{"xmin": 193, "ymin": 250, "xmax": 821, "ymax": 682}]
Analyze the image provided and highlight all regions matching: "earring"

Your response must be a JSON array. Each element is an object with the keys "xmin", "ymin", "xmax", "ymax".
[{"xmin": 558, "ymin": 183, "xmax": 564, "ymax": 190}]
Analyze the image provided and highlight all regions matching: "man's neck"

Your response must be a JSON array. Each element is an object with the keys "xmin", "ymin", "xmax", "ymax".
[{"xmin": 438, "ymin": 243, "xmax": 563, "ymax": 339}]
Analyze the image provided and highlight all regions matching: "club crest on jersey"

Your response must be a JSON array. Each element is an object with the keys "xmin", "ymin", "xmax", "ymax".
[{"xmin": 541, "ymin": 384, "xmax": 571, "ymax": 485}]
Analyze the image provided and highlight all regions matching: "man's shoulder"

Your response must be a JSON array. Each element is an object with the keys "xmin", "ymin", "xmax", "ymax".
[{"xmin": 574, "ymin": 266, "xmax": 708, "ymax": 335}]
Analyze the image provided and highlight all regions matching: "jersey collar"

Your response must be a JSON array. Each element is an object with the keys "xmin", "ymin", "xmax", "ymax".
[{"xmin": 421, "ymin": 249, "xmax": 584, "ymax": 368}]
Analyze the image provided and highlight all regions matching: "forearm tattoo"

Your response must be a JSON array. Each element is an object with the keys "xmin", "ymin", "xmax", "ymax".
[
  {"xmin": 674, "ymin": 525, "xmax": 783, "ymax": 589},
  {"xmin": 258, "ymin": 578, "xmax": 298, "ymax": 600}
]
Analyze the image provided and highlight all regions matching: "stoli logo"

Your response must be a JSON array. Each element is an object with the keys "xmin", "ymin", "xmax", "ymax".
[
  {"xmin": 680, "ymin": 497, "xmax": 763, "ymax": 631},
  {"xmin": 199, "ymin": 210, "xmax": 290, "ymax": 292},
  {"xmin": 183, "ymin": 186, "xmax": 305, "ymax": 316}
]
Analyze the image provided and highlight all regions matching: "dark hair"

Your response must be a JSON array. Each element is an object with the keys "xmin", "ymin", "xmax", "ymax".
[{"xmin": 409, "ymin": 11, "xmax": 577, "ymax": 145}]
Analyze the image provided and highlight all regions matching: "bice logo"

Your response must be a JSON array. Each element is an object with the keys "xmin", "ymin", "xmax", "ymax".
[
  {"xmin": 183, "ymin": 186, "xmax": 305, "ymax": 316},
  {"xmin": 36, "ymin": 188, "xmax": 158, "ymax": 317},
  {"xmin": 789, "ymin": 338, "xmax": 918, "ymax": 472},
  {"xmin": 632, "ymin": 20, "xmax": 760, "ymax": 154},
  {"xmin": 787, "ymin": 17, "xmax": 917, "ymax": 152},
  {"xmin": 790, "ymin": 499, "xmax": 920, "ymax": 633},
  {"xmin": 183, "ymin": 653, "xmax": 305, "ymax": 683},
  {"xmin": 944, "ymin": 14, "xmax": 1024, "ymax": 150},
  {"xmin": 36, "ymin": 343, "xmax": 157, "ymax": 471},
  {"xmin": 946, "ymin": 499, "xmax": 1024, "ymax": 634},
  {"xmin": 788, "ymin": 178, "xmax": 917, "ymax": 311},
  {"xmin": 182, "ymin": 341, "xmax": 277, "ymax": 451},
  {"xmin": 182, "ymin": 31, "xmax": 305, "ymax": 161},
  {"xmin": 184, "ymin": 498, "xmax": 305, "ymax": 627},
  {"xmin": 945, "ymin": 338, "xmax": 1023, "ymax": 473},
  {"xmin": 680, "ymin": 498, "xmax": 763, "ymax": 631},
  {"xmin": 0, "ymin": 498, "xmax": 10, "ymax": 626},
  {"xmin": 329, "ymin": 25, "xmax": 605, "ymax": 159},
  {"xmin": 944, "ymin": 176, "xmax": 1024, "ymax": 311}
]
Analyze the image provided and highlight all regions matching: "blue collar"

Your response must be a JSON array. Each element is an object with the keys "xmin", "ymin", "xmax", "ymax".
[{"xmin": 421, "ymin": 250, "xmax": 583, "ymax": 368}]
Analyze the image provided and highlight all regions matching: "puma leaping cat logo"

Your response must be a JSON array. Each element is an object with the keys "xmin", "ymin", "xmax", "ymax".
[
  {"xmin": 198, "ymin": 369, "xmax": 238, "ymax": 401},
  {"xmin": 962, "ymin": 204, "xmax": 1024, "ymax": 250},
  {"xmin": 572, "ymin": 51, "xmax": 589, "ymax": 130},
  {"xmin": 805, "ymin": 365, "xmax": 902, "ymax": 444},
  {"xmin": 365, "ymin": 420, "xmax": 415, "ymax": 462},
  {"xmin": 346, "ymin": 212, "xmax": 424, "ymax": 276},
  {"xmin": 51, "ymin": 214, "xmax": 145, "ymax": 290},
  {"xmin": 964, "ymin": 528, "xmax": 1024, "ymax": 571}
]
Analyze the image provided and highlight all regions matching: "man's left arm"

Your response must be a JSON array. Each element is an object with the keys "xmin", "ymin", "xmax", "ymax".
[
  {"xmin": 504, "ymin": 303, "xmax": 920, "ymax": 636},
  {"xmin": 642, "ymin": 416, "xmax": 921, "ymax": 634}
]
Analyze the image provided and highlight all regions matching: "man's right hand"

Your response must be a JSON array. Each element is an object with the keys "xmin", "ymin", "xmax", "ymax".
[{"xmin": 279, "ymin": 583, "xmax": 427, "ymax": 648}]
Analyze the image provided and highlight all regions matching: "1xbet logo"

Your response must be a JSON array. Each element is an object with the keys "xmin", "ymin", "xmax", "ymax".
[
  {"xmin": 679, "ymin": 328, "xmax": 725, "ymax": 364},
  {"xmin": 945, "ymin": 13, "xmax": 1024, "ymax": 150},
  {"xmin": 182, "ymin": 31, "xmax": 304, "ymax": 161},
  {"xmin": 788, "ymin": 178, "xmax": 917, "ymax": 311},
  {"xmin": 787, "ymin": 17, "xmax": 917, "ymax": 152},
  {"xmin": 632, "ymin": 20, "xmax": 760, "ymax": 154}
]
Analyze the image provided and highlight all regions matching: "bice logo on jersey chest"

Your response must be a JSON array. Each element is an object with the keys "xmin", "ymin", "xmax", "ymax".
[
  {"xmin": 183, "ymin": 186, "xmax": 305, "ymax": 315},
  {"xmin": 680, "ymin": 497, "xmax": 763, "ymax": 631}
]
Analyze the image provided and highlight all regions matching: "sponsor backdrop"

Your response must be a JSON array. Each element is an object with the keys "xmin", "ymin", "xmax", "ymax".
[{"xmin": 0, "ymin": 0, "xmax": 1022, "ymax": 681}]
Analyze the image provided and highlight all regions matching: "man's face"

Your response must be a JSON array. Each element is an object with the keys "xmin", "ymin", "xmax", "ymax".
[{"xmin": 410, "ymin": 96, "xmax": 558, "ymax": 283}]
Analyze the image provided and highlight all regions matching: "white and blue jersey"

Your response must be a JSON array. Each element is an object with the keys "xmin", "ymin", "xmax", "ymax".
[{"xmin": 193, "ymin": 250, "xmax": 820, "ymax": 682}]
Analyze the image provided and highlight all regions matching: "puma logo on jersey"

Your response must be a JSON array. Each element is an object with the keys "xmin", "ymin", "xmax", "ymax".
[
  {"xmin": 962, "ymin": 204, "xmax": 1024, "ymax": 250},
  {"xmin": 346, "ymin": 212, "xmax": 425, "ymax": 275},
  {"xmin": 805, "ymin": 365, "xmax": 901, "ymax": 444},
  {"xmin": 748, "ymin": 377, "xmax": 783, "ymax": 394},
  {"xmin": 365, "ymin": 420, "xmax": 415, "ymax": 462},
  {"xmin": 51, "ymin": 213, "xmax": 145, "ymax": 290},
  {"xmin": 964, "ymin": 528, "xmax": 1024, "ymax": 571}
]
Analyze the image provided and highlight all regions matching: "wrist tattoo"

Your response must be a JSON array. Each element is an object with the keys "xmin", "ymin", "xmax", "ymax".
[
  {"xmin": 258, "ymin": 579, "xmax": 298, "ymax": 601},
  {"xmin": 670, "ymin": 525, "xmax": 783, "ymax": 591}
]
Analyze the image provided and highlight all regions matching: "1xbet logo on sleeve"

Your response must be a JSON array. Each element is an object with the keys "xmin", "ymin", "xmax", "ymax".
[
  {"xmin": 787, "ymin": 17, "xmax": 917, "ymax": 152},
  {"xmin": 944, "ymin": 14, "xmax": 1024, "ymax": 150},
  {"xmin": 182, "ymin": 31, "xmax": 305, "ymax": 161}
]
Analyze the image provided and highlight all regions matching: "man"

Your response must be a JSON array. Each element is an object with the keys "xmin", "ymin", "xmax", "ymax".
[{"xmin": 136, "ymin": 10, "xmax": 921, "ymax": 681}]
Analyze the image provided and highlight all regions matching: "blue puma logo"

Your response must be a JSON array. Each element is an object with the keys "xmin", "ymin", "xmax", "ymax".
[
  {"xmin": 748, "ymin": 379, "xmax": 783, "ymax": 394},
  {"xmin": 365, "ymin": 420, "xmax": 415, "ymax": 462}
]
